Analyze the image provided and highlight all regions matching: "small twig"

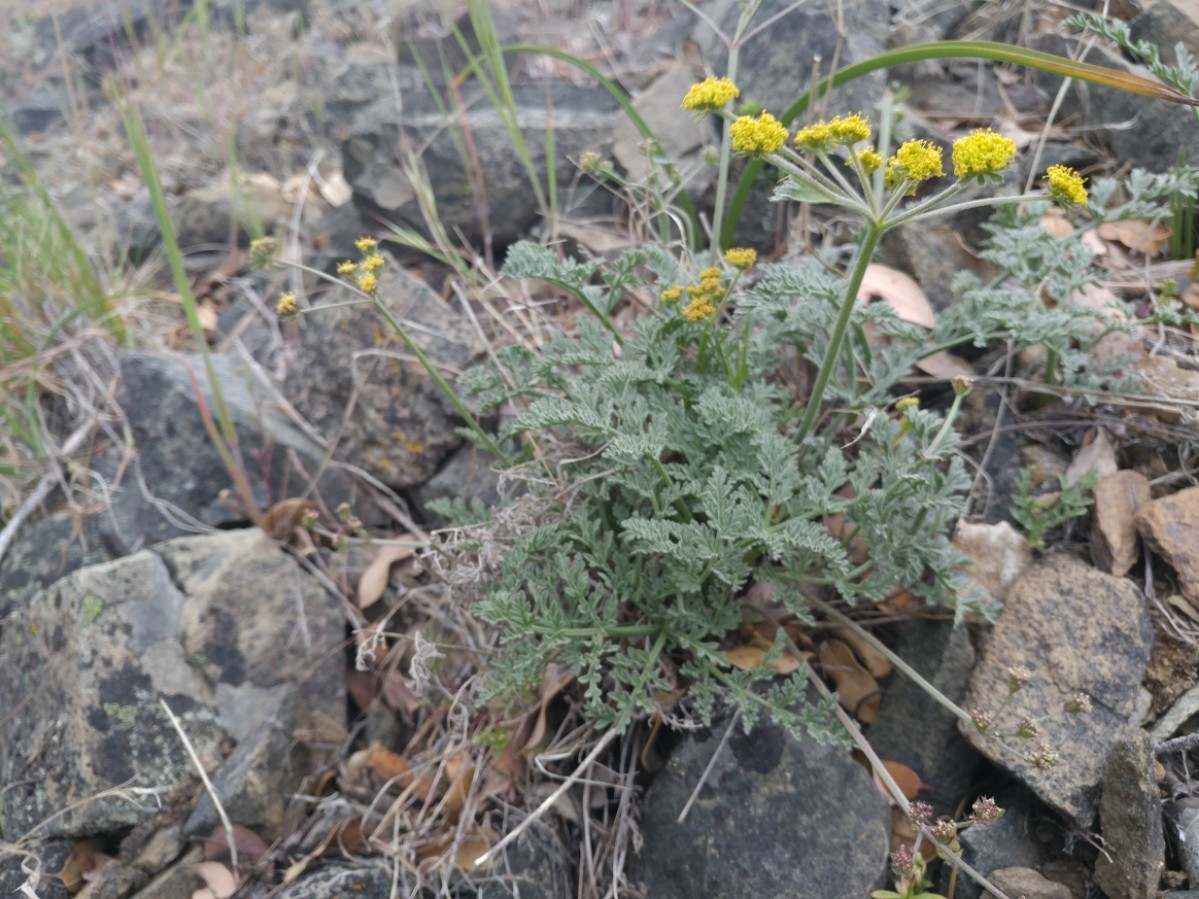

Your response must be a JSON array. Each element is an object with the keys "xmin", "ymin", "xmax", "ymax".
[
  {"xmin": 475, "ymin": 727, "xmax": 618, "ymax": 867},
  {"xmin": 677, "ymin": 709, "xmax": 740, "ymax": 823},
  {"xmin": 0, "ymin": 417, "xmax": 96, "ymax": 565},
  {"xmin": 1157, "ymin": 732, "xmax": 1199, "ymax": 757},
  {"xmin": 160, "ymin": 698, "xmax": 239, "ymax": 870}
]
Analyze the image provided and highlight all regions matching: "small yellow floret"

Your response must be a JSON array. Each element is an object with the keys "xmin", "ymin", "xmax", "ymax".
[
  {"xmin": 885, "ymin": 140, "xmax": 944, "ymax": 193},
  {"xmin": 682, "ymin": 298, "xmax": 716, "ymax": 321},
  {"xmin": 275, "ymin": 293, "xmax": 299, "ymax": 317},
  {"xmin": 895, "ymin": 396, "xmax": 920, "ymax": 413},
  {"xmin": 828, "ymin": 113, "xmax": 871, "ymax": 145},
  {"xmin": 698, "ymin": 266, "xmax": 722, "ymax": 280},
  {"xmin": 361, "ymin": 253, "xmax": 385, "ymax": 273},
  {"xmin": 729, "ymin": 112, "xmax": 789, "ymax": 155},
  {"xmin": 337, "ymin": 260, "xmax": 356, "ymax": 275},
  {"xmin": 356, "ymin": 272, "xmax": 379, "ymax": 296},
  {"xmin": 794, "ymin": 121, "xmax": 834, "ymax": 152},
  {"xmin": 355, "ymin": 237, "xmax": 378, "ymax": 253},
  {"xmin": 1044, "ymin": 164, "xmax": 1088, "ymax": 206},
  {"xmin": 660, "ymin": 285, "xmax": 684, "ymax": 303},
  {"xmin": 725, "ymin": 247, "xmax": 757, "ymax": 269},
  {"xmin": 952, "ymin": 129, "xmax": 1017, "ymax": 178},
  {"xmin": 682, "ymin": 76, "xmax": 740, "ymax": 112},
  {"xmin": 851, "ymin": 148, "xmax": 883, "ymax": 175}
]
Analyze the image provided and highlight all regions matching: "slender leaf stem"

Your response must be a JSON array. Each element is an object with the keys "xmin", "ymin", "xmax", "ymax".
[{"xmin": 795, "ymin": 225, "xmax": 881, "ymax": 444}]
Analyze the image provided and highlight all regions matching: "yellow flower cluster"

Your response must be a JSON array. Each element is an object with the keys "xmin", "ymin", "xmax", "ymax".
[
  {"xmin": 1044, "ymin": 165, "xmax": 1087, "ymax": 206},
  {"xmin": 729, "ymin": 112, "xmax": 789, "ymax": 156},
  {"xmin": 884, "ymin": 139, "xmax": 944, "ymax": 193},
  {"xmin": 275, "ymin": 292, "xmax": 299, "ymax": 318},
  {"xmin": 952, "ymin": 129, "xmax": 1017, "ymax": 178},
  {"xmin": 338, "ymin": 236, "xmax": 386, "ymax": 298},
  {"xmin": 659, "ymin": 266, "xmax": 722, "ymax": 321},
  {"xmin": 794, "ymin": 113, "xmax": 872, "ymax": 152},
  {"xmin": 851, "ymin": 148, "xmax": 884, "ymax": 175},
  {"xmin": 682, "ymin": 76, "xmax": 740, "ymax": 112},
  {"xmin": 724, "ymin": 247, "xmax": 757, "ymax": 269}
]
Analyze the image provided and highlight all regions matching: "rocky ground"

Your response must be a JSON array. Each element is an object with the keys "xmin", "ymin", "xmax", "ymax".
[{"xmin": 2, "ymin": 1, "xmax": 1199, "ymax": 898}]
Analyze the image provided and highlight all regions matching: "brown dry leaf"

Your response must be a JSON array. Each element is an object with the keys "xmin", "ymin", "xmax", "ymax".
[
  {"xmin": 723, "ymin": 643, "xmax": 802, "ymax": 675},
  {"xmin": 915, "ymin": 349, "xmax": 974, "ymax": 380},
  {"xmin": 880, "ymin": 759, "xmax": 930, "ymax": 800},
  {"xmin": 317, "ymin": 170, "xmax": 353, "ymax": 207},
  {"xmin": 190, "ymin": 862, "xmax": 237, "ymax": 899},
  {"xmin": 518, "ymin": 662, "xmax": 576, "ymax": 757},
  {"xmin": 259, "ymin": 498, "xmax": 317, "ymax": 541},
  {"xmin": 828, "ymin": 626, "xmax": 892, "ymax": 678},
  {"xmin": 357, "ymin": 542, "xmax": 418, "ymax": 609},
  {"xmin": 201, "ymin": 824, "xmax": 270, "ymax": 865},
  {"xmin": 417, "ymin": 826, "xmax": 497, "ymax": 871},
  {"xmin": 1098, "ymin": 219, "xmax": 1172, "ymax": 257},
  {"xmin": 857, "ymin": 264, "xmax": 936, "ymax": 329},
  {"xmin": 1065, "ymin": 428, "xmax": 1119, "ymax": 487},
  {"xmin": 443, "ymin": 751, "xmax": 476, "ymax": 813},
  {"xmin": 1092, "ymin": 470, "xmax": 1151, "ymax": 577},
  {"xmin": 58, "ymin": 839, "xmax": 110, "ymax": 893},
  {"xmin": 363, "ymin": 741, "xmax": 412, "ymax": 781},
  {"xmin": 1039, "ymin": 207, "xmax": 1075, "ymax": 239},
  {"xmin": 818, "ymin": 639, "xmax": 881, "ymax": 723}
]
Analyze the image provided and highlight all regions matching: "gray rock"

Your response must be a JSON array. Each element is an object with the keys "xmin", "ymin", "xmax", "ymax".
[
  {"xmin": 410, "ymin": 444, "xmax": 505, "ymax": 525},
  {"xmin": 866, "ymin": 618, "xmax": 978, "ymax": 815},
  {"xmin": 959, "ymin": 554, "xmax": 1154, "ymax": 823},
  {"xmin": 1050, "ymin": 1, "xmax": 1199, "ymax": 176},
  {"xmin": 1094, "ymin": 730, "xmax": 1165, "ymax": 899},
  {"xmin": 120, "ymin": 349, "xmax": 359, "ymax": 527},
  {"xmin": 270, "ymin": 863, "xmax": 394, "ymax": 899},
  {"xmin": 0, "ymin": 840, "xmax": 73, "ymax": 899},
  {"xmin": 950, "ymin": 786, "xmax": 1046, "ymax": 899},
  {"xmin": 0, "ymin": 530, "xmax": 344, "ymax": 841},
  {"xmin": 984, "ymin": 866, "xmax": 1072, "ymax": 899},
  {"xmin": 283, "ymin": 263, "xmax": 483, "ymax": 487},
  {"xmin": 692, "ymin": 0, "xmax": 891, "ymax": 121},
  {"xmin": 631, "ymin": 712, "xmax": 889, "ymax": 899},
  {"xmin": 341, "ymin": 80, "xmax": 621, "ymax": 245},
  {"xmin": 9, "ymin": 86, "xmax": 71, "ymax": 134},
  {"xmin": 477, "ymin": 831, "xmax": 572, "ymax": 899}
]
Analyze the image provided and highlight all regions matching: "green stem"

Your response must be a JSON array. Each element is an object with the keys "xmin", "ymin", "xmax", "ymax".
[
  {"xmin": 795, "ymin": 224, "xmax": 881, "ymax": 444},
  {"xmin": 371, "ymin": 299, "xmax": 511, "ymax": 466}
]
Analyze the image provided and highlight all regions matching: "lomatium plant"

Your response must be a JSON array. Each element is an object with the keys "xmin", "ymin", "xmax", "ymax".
[{"xmin": 440, "ymin": 75, "xmax": 1112, "ymax": 741}]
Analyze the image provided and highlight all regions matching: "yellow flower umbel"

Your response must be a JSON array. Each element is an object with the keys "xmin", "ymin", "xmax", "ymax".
[
  {"xmin": 275, "ymin": 292, "xmax": 299, "ymax": 318},
  {"xmin": 338, "ymin": 238, "xmax": 386, "ymax": 300},
  {"xmin": 952, "ymin": 129, "xmax": 1017, "ymax": 178},
  {"xmin": 795, "ymin": 113, "xmax": 872, "ymax": 153},
  {"xmin": 853, "ymin": 148, "xmax": 884, "ymax": 175},
  {"xmin": 884, "ymin": 140, "xmax": 945, "ymax": 194},
  {"xmin": 724, "ymin": 247, "xmax": 757, "ymax": 269},
  {"xmin": 729, "ymin": 112, "xmax": 789, "ymax": 156},
  {"xmin": 1044, "ymin": 165, "xmax": 1088, "ymax": 206},
  {"xmin": 660, "ymin": 285, "xmax": 684, "ymax": 303},
  {"xmin": 682, "ymin": 76, "xmax": 740, "ymax": 113}
]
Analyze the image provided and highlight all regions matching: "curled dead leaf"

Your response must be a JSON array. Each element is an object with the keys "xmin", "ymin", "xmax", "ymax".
[
  {"xmin": 818, "ymin": 638, "xmax": 881, "ymax": 723},
  {"xmin": 879, "ymin": 759, "xmax": 930, "ymax": 801},
  {"xmin": 857, "ymin": 264, "xmax": 936, "ymax": 329},
  {"xmin": 828, "ymin": 626, "xmax": 892, "ymax": 678},
  {"xmin": 724, "ymin": 643, "xmax": 802, "ymax": 675},
  {"xmin": 201, "ymin": 823, "xmax": 270, "ymax": 865},
  {"xmin": 190, "ymin": 862, "xmax": 236, "ymax": 899},
  {"xmin": 1098, "ymin": 219, "xmax": 1172, "ymax": 257},
  {"xmin": 357, "ymin": 542, "xmax": 418, "ymax": 609}
]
